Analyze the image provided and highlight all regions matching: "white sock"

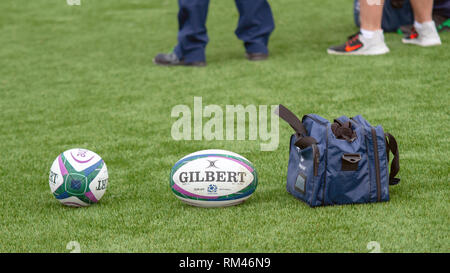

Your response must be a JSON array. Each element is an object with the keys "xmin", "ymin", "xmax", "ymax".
[
  {"xmin": 415, "ymin": 20, "xmax": 435, "ymax": 29},
  {"xmin": 361, "ymin": 29, "xmax": 383, "ymax": 40},
  {"xmin": 360, "ymin": 28, "xmax": 376, "ymax": 39},
  {"xmin": 414, "ymin": 21, "xmax": 424, "ymax": 29}
]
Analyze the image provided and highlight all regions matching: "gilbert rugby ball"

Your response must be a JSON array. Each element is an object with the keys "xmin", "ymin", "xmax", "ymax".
[{"xmin": 170, "ymin": 149, "xmax": 258, "ymax": 207}]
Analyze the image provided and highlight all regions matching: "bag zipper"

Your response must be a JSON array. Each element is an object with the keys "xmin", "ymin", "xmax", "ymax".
[
  {"xmin": 365, "ymin": 136, "xmax": 372, "ymax": 201},
  {"xmin": 305, "ymin": 114, "xmax": 327, "ymax": 126},
  {"xmin": 371, "ymin": 128, "xmax": 381, "ymax": 202},
  {"xmin": 313, "ymin": 144, "xmax": 319, "ymax": 176},
  {"xmin": 354, "ymin": 117, "xmax": 373, "ymax": 201}
]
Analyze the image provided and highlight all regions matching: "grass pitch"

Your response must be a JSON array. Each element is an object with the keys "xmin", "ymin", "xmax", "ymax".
[{"xmin": 0, "ymin": 0, "xmax": 448, "ymax": 253}]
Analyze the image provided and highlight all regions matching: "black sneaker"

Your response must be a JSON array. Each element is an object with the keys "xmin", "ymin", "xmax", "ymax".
[
  {"xmin": 153, "ymin": 52, "xmax": 206, "ymax": 67},
  {"xmin": 246, "ymin": 52, "xmax": 269, "ymax": 61}
]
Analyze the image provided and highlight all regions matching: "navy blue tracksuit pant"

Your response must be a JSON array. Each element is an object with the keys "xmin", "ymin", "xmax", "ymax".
[{"xmin": 174, "ymin": 0, "xmax": 275, "ymax": 63}]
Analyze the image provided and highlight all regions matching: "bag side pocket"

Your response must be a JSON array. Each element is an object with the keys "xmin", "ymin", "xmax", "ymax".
[{"xmin": 286, "ymin": 135, "xmax": 318, "ymax": 206}]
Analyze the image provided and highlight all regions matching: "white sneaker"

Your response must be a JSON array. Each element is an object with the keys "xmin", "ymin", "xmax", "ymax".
[
  {"xmin": 402, "ymin": 21, "xmax": 442, "ymax": 47},
  {"xmin": 327, "ymin": 30, "xmax": 390, "ymax": 56}
]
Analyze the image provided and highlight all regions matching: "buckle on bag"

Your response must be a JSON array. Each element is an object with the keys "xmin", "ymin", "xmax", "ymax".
[{"xmin": 341, "ymin": 153, "xmax": 361, "ymax": 171}]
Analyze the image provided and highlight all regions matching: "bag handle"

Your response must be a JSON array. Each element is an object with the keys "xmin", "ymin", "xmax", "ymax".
[
  {"xmin": 275, "ymin": 104, "xmax": 317, "ymax": 149},
  {"xmin": 385, "ymin": 133, "xmax": 400, "ymax": 185},
  {"xmin": 332, "ymin": 119, "xmax": 356, "ymax": 142},
  {"xmin": 276, "ymin": 104, "xmax": 307, "ymax": 136}
]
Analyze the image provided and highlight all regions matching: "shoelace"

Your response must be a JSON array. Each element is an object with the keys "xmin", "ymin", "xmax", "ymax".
[{"xmin": 346, "ymin": 33, "xmax": 360, "ymax": 46}]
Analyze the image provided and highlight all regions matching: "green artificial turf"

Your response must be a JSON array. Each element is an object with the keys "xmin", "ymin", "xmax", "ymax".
[{"xmin": 0, "ymin": 0, "xmax": 448, "ymax": 253}]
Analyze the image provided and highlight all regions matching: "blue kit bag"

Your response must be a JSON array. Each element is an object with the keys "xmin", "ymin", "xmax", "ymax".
[{"xmin": 276, "ymin": 105, "xmax": 400, "ymax": 207}]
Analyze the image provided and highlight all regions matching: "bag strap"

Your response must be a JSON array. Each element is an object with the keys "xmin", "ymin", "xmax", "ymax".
[
  {"xmin": 332, "ymin": 119, "xmax": 356, "ymax": 142},
  {"xmin": 275, "ymin": 104, "xmax": 317, "ymax": 149},
  {"xmin": 385, "ymin": 133, "xmax": 400, "ymax": 185},
  {"xmin": 276, "ymin": 104, "xmax": 307, "ymax": 136}
]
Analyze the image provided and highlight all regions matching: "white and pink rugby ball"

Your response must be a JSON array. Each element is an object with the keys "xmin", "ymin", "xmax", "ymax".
[{"xmin": 170, "ymin": 149, "xmax": 258, "ymax": 208}]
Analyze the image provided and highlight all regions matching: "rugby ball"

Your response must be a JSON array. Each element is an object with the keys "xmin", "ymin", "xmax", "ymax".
[
  {"xmin": 49, "ymin": 148, "xmax": 108, "ymax": 207},
  {"xmin": 170, "ymin": 149, "xmax": 258, "ymax": 207}
]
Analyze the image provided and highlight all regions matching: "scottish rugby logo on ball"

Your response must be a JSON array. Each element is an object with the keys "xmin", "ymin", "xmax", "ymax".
[{"xmin": 170, "ymin": 149, "xmax": 258, "ymax": 207}]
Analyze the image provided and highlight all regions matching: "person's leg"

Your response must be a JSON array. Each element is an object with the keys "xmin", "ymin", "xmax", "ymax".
[
  {"xmin": 174, "ymin": 0, "xmax": 210, "ymax": 63},
  {"xmin": 154, "ymin": 0, "xmax": 209, "ymax": 66},
  {"xmin": 360, "ymin": 0, "xmax": 384, "ymax": 31},
  {"xmin": 403, "ymin": 0, "xmax": 442, "ymax": 46},
  {"xmin": 410, "ymin": 0, "xmax": 433, "ymax": 23},
  {"xmin": 234, "ymin": 0, "xmax": 275, "ymax": 59},
  {"xmin": 328, "ymin": 0, "xmax": 389, "ymax": 55}
]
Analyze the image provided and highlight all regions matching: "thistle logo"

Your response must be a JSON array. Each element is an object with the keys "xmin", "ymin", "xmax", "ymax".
[
  {"xmin": 65, "ymin": 173, "xmax": 87, "ymax": 194},
  {"xmin": 70, "ymin": 179, "xmax": 82, "ymax": 190},
  {"xmin": 207, "ymin": 184, "xmax": 218, "ymax": 193}
]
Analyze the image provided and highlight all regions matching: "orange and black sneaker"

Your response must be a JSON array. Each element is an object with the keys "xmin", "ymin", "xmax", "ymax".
[
  {"xmin": 327, "ymin": 31, "xmax": 390, "ymax": 56},
  {"xmin": 328, "ymin": 32, "xmax": 363, "ymax": 54}
]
